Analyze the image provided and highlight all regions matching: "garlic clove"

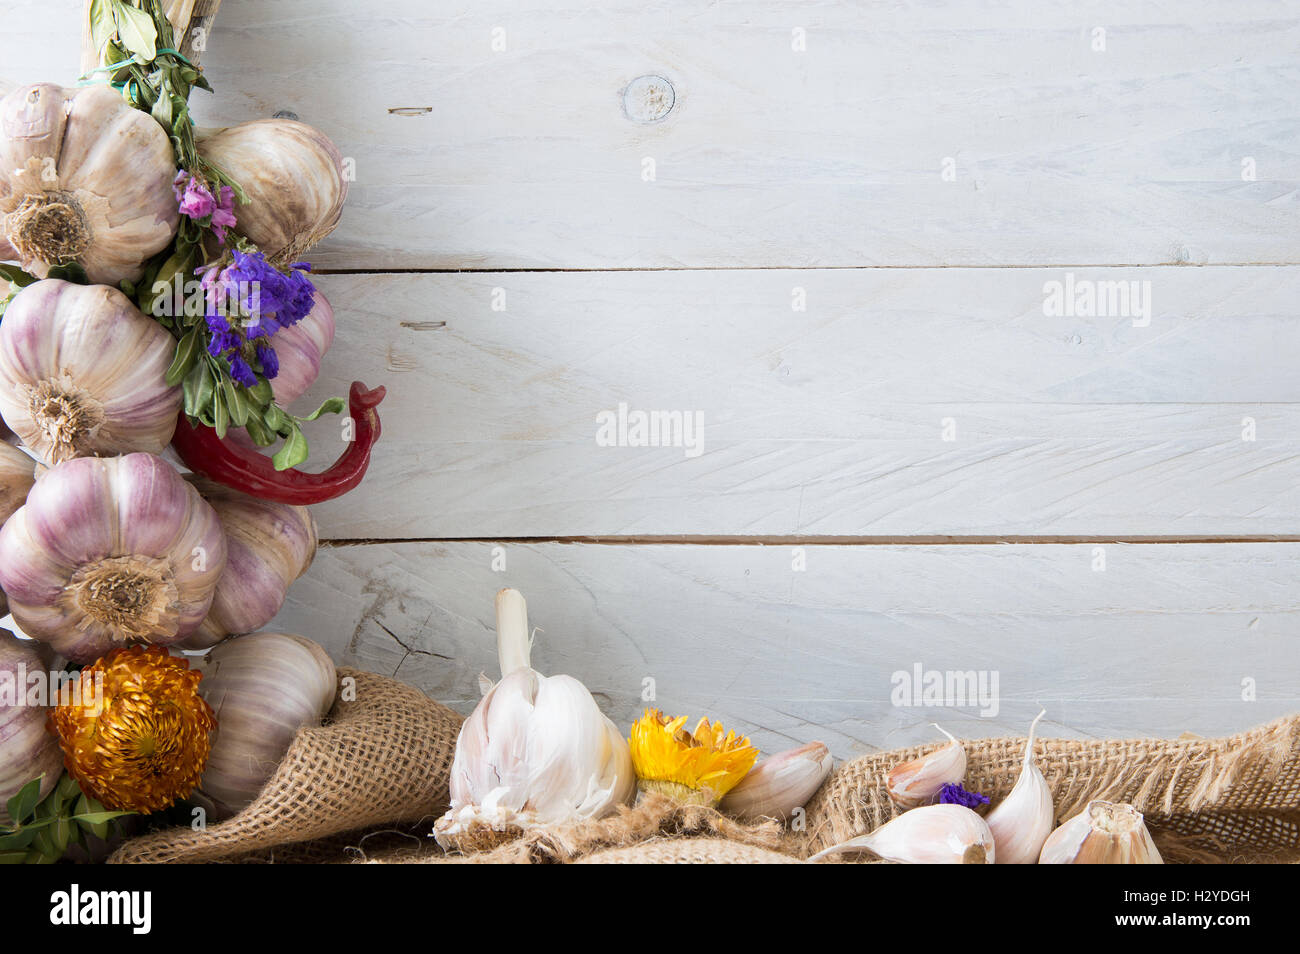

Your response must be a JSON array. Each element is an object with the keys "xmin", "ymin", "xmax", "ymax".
[
  {"xmin": 811, "ymin": 803, "xmax": 996, "ymax": 864},
  {"xmin": 196, "ymin": 119, "xmax": 348, "ymax": 267},
  {"xmin": 886, "ymin": 724, "xmax": 967, "ymax": 808},
  {"xmin": 179, "ymin": 477, "xmax": 318, "ymax": 649},
  {"xmin": 719, "ymin": 741, "xmax": 833, "ymax": 822},
  {"xmin": 1039, "ymin": 800, "xmax": 1164, "ymax": 864},
  {"xmin": 985, "ymin": 709, "xmax": 1055, "ymax": 864},
  {"xmin": 0, "ymin": 281, "xmax": 182, "ymax": 465},
  {"xmin": 192, "ymin": 631, "xmax": 337, "ymax": 819}
]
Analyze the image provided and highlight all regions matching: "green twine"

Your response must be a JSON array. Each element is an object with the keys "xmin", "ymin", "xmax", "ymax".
[{"xmin": 76, "ymin": 47, "xmax": 194, "ymax": 87}]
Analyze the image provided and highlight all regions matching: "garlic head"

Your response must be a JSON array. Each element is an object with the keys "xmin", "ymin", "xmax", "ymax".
[
  {"xmin": 0, "ymin": 84, "xmax": 179, "ymax": 285},
  {"xmin": 0, "ymin": 630, "xmax": 63, "ymax": 825},
  {"xmin": 0, "ymin": 453, "xmax": 227, "ymax": 663},
  {"xmin": 0, "ymin": 280, "xmax": 182, "ymax": 464},
  {"xmin": 434, "ymin": 589, "xmax": 635, "ymax": 849}
]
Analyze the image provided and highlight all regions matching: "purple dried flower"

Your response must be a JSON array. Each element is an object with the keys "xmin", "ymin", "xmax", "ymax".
[
  {"xmin": 937, "ymin": 782, "xmax": 989, "ymax": 809},
  {"xmin": 211, "ymin": 185, "xmax": 237, "ymax": 244},
  {"xmin": 173, "ymin": 170, "xmax": 217, "ymax": 219}
]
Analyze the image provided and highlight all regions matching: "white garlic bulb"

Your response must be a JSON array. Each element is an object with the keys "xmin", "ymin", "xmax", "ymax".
[
  {"xmin": 0, "ymin": 629, "xmax": 63, "ymax": 825},
  {"xmin": 0, "ymin": 84, "xmax": 179, "ymax": 285},
  {"xmin": 985, "ymin": 709, "xmax": 1055, "ymax": 864},
  {"xmin": 720, "ymin": 741, "xmax": 833, "ymax": 822},
  {"xmin": 434, "ymin": 589, "xmax": 635, "ymax": 848},
  {"xmin": 197, "ymin": 119, "xmax": 348, "ymax": 266},
  {"xmin": 886, "ymin": 724, "xmax": 967, "ymax": 808},
  {"xmin": 811, "ymin": 803, "xmax": 996, "ymax": 864},
  {"xmin": 0, "ymin": 453, "xmax": 227, "ymax": 663},
  {"xmin": 193, "ymin": 631, "xmax": 337, "ymax": 818},
  {"xmin": 1039, "ymin": 800, "xmax": 1164, "ymax": 864},
  {"xmin": 0, "ymin": 280, "xmax": 182, "ymax": 464},
  {"xmin": 179, "ymin": 477, "xmax": 318, "ymax": 649}
]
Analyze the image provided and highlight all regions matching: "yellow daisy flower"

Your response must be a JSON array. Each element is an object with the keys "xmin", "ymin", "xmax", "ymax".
[{"xmin": 629, "ymin": 708, "xmax": 758, "ymax": 805}]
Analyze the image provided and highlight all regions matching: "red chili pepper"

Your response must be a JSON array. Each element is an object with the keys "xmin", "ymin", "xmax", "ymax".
[{"xmin": 171, "ymin": 381, "xmax": 386, "ymax": 505}]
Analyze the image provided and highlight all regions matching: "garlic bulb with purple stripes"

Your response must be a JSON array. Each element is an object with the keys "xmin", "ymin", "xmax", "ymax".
[
  {"xmin": 266, "ymin": 289, "xmax": 335, "ymax": 407},
  {"xmin": 0, "ymin": 280, "xmax": 182, "ymax": 465},
  {"xmin": 180, "ymin": 477, "xmax": 318, "ymax": 649},
  {"xmin": 0, "ymin": 453, "xmax": 227, "ymax": 664},
  {"xmin": 0, "ymin": 442, "xmax": 36, "ymax": 618},
  {"xmin": 0, "ymin": 629, "xmax": 63, "ymax": 825},
  {"xmin": 0, "ymin": 84, "xmax": 179, "ymax": 285}
]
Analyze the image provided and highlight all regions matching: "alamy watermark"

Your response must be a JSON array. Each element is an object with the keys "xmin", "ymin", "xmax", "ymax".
[
  {"xmin": 891, "ymin": 663, "xmax": 1000, "ymax": 717},
  {"xmin": 1042, "ymin": 272, "xmax": 1152, "ymax": 327},
  {"xmin": 0, "ymin": 664, "xmax": 102, "ymax": 714},
  {"xmin": 595, "ymin": 402, "xmax": 704, "ymax": 458}
]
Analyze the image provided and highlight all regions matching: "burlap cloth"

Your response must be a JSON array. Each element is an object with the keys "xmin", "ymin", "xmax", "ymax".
[
  {"xmin": 111, "ymin": 687, "xmax": 1299, "ymax": 863},
  {"xmin": 109, "ymin": 669, "xmax": 463, "ymax": 864}
]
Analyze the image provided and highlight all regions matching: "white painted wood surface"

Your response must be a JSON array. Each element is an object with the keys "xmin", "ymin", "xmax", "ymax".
[
  {"xmin": 297, "ymin": 268, "xmax": 1300, "ymax": 538},
  {"xmin": 3, "ymin": 0, "xmax": 1299, "ymax": 269},
  {"xmin": 268, "ymin": 540, "xmax": 1300, "ymax": 758},
  {"xmin": 2, "ymin": 2, "xmax": 1298, "ymax": 748}
]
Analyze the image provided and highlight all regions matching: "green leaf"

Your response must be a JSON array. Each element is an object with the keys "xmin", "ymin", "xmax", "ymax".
[
  {"xmin": 110, "ymin": 0, "xmax": 157, "ymax": 61},
  {"xmin": 166, "ymin": 326, "xmax": 202, "ymax": 387},
  {"xmin": 0, "ymin": 264, "xmax": 36, "ymax": 287},
  {"xmin": 272, "ymin": 424, "xmax": 309, "ymax": 471},
  {"xmin": 0, "ymin": 850, "xmax": 30, "ymax": 864},
  {"xmin": 247, "ymin": 376, "xmax": 274, "ymax": 406},
  {"xmin": 44, "ymin": 262, "xmax": 89, "ymax": 285},
  {"xmin": 221, "ymin": 376, "xmax": 251, "ymax": 427},
  {"xmin": 297, "ymin": 397, "xmax": 346, "ymax": 423},
  {"xmin": 88, "ymin": 0, "xmax": 116, "ymax": 61},
  {"xmin": 72, "ymin": 810, "xmax": 134, "ymax": 827},
  {"xmin": 6, "ymin": 777, "xmax": 43, "ymax": 825},
  {"xmin": 243, "ymin": 414, "xmax": 275, "ymax": 447},
  {"xmin": 183, "ymin": 359, "xmax": 215, "ymax": 420},
  {"xmin": 59, "ymin": 775, "xmax": 82, "ymax": 801},
  {"xmin": 0, "ymin": 829, "xmax": 36, "ymax": 851},
  {"xmin": 51, "ymin": 816, "xmax": 72, "ymax": 855},
  {"xmin": 151, "ymin": 86, "xmax": 173, "ymax": 127},
  {"xmin": 30, "ymin": 827, "xmax": 56, "ymax": 860},
  {"xmin": 212, "ymin": 385, "xmax": 229, "ymax": 438},
  {"xmin": 263, "ymin": 404, "xmax": 290, "ymax": 435}
]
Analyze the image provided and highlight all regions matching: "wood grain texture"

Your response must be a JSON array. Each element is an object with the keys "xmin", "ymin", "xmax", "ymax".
[
  {"xmin": 295, "ymin": 267, "xmax": 1300, "ymax": 539},
  {"xmin": 3, "ymin": 0, "xmax": 1298, "ymax": 268},
  {"xmin": 267, "ymin": 540, "xmax": 1300, "ymax": 759}
]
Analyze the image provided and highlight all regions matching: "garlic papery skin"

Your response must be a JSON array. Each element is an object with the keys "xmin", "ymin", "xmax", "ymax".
[
  {"xmin": 0, "ymin": 443, "xmax": 36, "ymax": 616},
  {"xmin": 0, "ymin": 629, "xmax": 63, "ymax": 825},
  {"xmin": 810, "ymin": 803, "xmax": 996, "ymax": 864},
  {"xmin": 887, "ymin": 724, "xmax": 967, "ymax": 809},
  {"xmin": 196, "ymin": 119, "xmax": 348, "ymax": 266},
  {"xmin": 0, "ymin": 453, "xmax": 227, "ymax": 664},
  {"xmin": 265, "ymin": 289, "xmax": 335, "ymax": 407},
  {"xmin": 192, "ymin": 631, "xmax": 337, "ymax": 818},
  {"xmin": 434, "ymin": 588, "xmax": 635, "ymax": 849},
  {"xmin": 179, "ymin": 478, "xmax": 318, "ymax": 649},
  {"xmin": 0, "ymin": 84, "xmax": 179, "ymax": 285},
  {"xmin": 719, "ymin": 741, "xmax": 833, "ymax": 822},
  {"xmin": 985, "ymin": 709, "xmax": 1055, "ymax": 864},
  {"xmin": 0, "ymin": 280, "xmax": 182, "ymax": 465},
  {"xmin": 1039, "ymin": 800, "xmax": 1164, "ymax": 864}
]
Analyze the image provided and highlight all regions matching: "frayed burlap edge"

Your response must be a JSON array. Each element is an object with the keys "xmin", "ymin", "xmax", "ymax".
[{"xmin": 365, "ymin": 793, "xmax": 794, "ymax": 864}]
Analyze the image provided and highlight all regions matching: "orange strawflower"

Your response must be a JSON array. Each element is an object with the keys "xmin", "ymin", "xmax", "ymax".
[{"xmin": 49, "ymin": 645, "xmax": 216, "ymax": 813}]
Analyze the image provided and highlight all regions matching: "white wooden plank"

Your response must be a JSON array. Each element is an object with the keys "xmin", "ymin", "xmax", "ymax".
[
  {"xmin": 268, "ymin": 540, "xmax": 1300, "ymax": 758},
  {"xmin": 3, "ymin": 1, "xmax": 1297, "ymax": 268},
  {"xmin": 289, "ymin": 266, "xmax": 1300, "ymax": 538}
]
